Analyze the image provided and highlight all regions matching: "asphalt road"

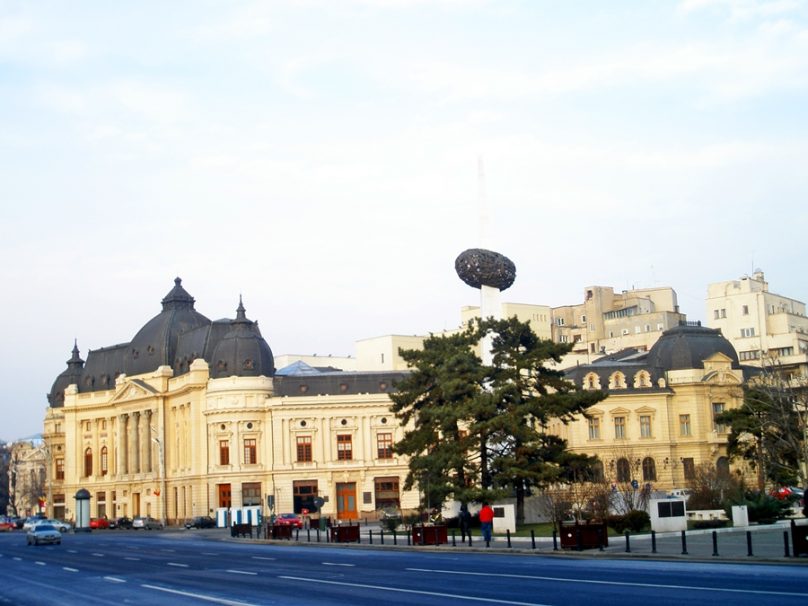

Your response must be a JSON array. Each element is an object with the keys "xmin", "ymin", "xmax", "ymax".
[{"xmin": 1, "ymin": 529, "xmax": 807, "ymax": 605}]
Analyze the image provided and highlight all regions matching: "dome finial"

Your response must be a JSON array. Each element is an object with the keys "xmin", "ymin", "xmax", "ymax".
[{"xmin": 235, "ymin": 295, "xmax": 248, "ymax": 322}]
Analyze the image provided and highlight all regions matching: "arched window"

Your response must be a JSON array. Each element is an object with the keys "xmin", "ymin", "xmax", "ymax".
[
  {"xmin": 84, "ymin": 448, "xmax": 93, "ymax": 477},
  {"xmin": 584, "ymin": 373, "xmax": 600, "ymax": 390},
  {"xmin": 634, "ymin": 371, "xmax": 651, "ymax": 388},
  {"xmin": 609, "ymin": 372, "xmax": 626, "ymax": 389},
  {"xmin": 716, "ymin": 456, "xmax": 730, "ymax": 480},
  {"xmin": 616, "ymin": 458, "xmax": 631, "ymax": 483},
  {"xmin": 642, "ymin": 457, "xmax": 657, "ymax": 482},
  {"xmin": 100, "ymin": 446, "xmax": 108, "ymax": 476},
  {"xmin": 592, "ymin": 460, "xmax": 605, "ymax": 482}
]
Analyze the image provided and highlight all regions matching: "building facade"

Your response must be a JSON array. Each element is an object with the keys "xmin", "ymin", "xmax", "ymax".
[
  {"xmin": 706, "ymin": 270, "xmax": 808, "ymax": 379},
  {"xmin": 44, "ymin": 279, "xmax": 417, "ymax": 525},
  {"xmin": 558, "ymin": 324, "xmax": 752, "ymax": 490},
  {"xmin": 7, "ymin": 440, "xmax": 47, "ymax": 517}
]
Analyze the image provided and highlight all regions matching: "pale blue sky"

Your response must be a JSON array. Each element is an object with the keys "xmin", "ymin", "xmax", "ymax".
[{"xmin": 1, "ymin": 0, "xmax": 807, "ymax": 440}]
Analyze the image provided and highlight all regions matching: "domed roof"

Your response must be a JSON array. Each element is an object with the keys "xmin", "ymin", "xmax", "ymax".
[
  {"xmin": 209, "ymin": 298, "xmax": 275, "ymax": 379},
  {"xmin": 125, "ymin": 278, "xmax": 210, "ymax": 377},
  {"xmin": 47, "ymin": 342, "xmax": 85, "ymax": 408},
  {"xmin": 646, "ymin": 323, "xmax": 739, "ymax": 371}
]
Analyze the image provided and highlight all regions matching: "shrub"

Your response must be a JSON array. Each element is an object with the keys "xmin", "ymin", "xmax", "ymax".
[
  {"xmin": 606, "ymin": 510, "xmax": 650, "ymax": 533},
  {"xmin": 729, "ymin": 491, "xmax": 792, "ymax": 523}
]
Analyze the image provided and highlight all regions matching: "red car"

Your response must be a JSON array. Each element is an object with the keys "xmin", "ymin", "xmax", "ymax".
[
  {"xmin": 90, "ymin": 517, "xmax": 110, "ymax": 529},
  {"xmin": 273, "ymin": 513, "xmax": 303, "ymax": 528},
  {"xmin": 0, "ymin": 517, "xmax": 15, "ymax": 532}
]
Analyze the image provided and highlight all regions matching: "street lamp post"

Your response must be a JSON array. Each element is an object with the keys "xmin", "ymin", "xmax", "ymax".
[{"xmin": 151, "ymin": 431, "xmax": 166, "ymax": 527}]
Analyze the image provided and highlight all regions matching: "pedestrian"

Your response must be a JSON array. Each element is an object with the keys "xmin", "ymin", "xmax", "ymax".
[
  {"xmin": 459, "ymin": 503, "xmax": 472, "ymax": 543},
  {"xmin": 479, "ymin": 502, "xmax": 495, "ymax": 547}
]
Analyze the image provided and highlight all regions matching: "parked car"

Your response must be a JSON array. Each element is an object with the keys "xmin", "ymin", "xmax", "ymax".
[
  {"xmin": 185, "ymin": 516, "xmax": 216, "ymax": 529},
  {"xmin": 132, "ymin": 516, "xmax": 163, "ymax": 530},
  {"xmin": 34, "ymin": 518, "xmax": 72, "ymax": 533},
  {"xmin": 112, "ymin": 516, "xmax": 133, "ymax": 529},
  {"xmin": 273, "ymin": 513, "xmax": 303, "ymax": 528},
  {"xmin": 771, "ymin": 486, "xmax": 803, "ymax": 501},
  {"xmin": 11, "ymin": 516, "xmax": 25, "ymax": 529},
  {"xmin": 22, "ymin": 516, "xmax": 47, "ymax": 531},
  {"xmin": 26, "ymin": 523, "xmax": 62, "ymax": 546},
  {"xmin": 90, "ymin": 517, "xmax": 110, "ymax": 529},
  {"xmin": 0, "ymin": 516, "xmax": 15, "ymax": 531}
]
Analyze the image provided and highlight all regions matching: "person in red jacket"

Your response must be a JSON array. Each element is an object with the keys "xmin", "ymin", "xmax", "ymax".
[{"xmin": 479, "ymin": 502, "xmax": 495, "ymax": 547}]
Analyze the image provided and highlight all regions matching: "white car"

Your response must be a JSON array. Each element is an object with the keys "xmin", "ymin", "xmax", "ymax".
[
  {"xmin": 132, "ymin": 516, "xmax": 163, "ymax": 530},
  {"xmin": 22, "ymin": 516, "xmax": 47, "ymax": 531},
  {"xmin": 27, "ymin": 523, "xmax": 62, "ymax": 546},
  {"xmin": 33, "ymin": 518, "xmax": 72, "ymax": 533}
]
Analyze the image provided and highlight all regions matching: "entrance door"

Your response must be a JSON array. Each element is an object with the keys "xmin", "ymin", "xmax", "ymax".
[
  {"xmin": 218, "ymin": 484, "xmax": 232, "ymax": 509},
  {"xmin": 132, "ymin": 493, "xmax": 140, "ymax": 517},
  {"xmin": 336, "ymin": 482, "xmax": 357, "ymax": 520}
]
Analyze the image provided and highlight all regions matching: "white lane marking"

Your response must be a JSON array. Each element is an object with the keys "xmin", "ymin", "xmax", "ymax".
[
  {"xmin": 279, "ymin": 576, "xmax": 547, "ymax": 605},
  {"xmin": 63, "ymin": 567, "xmax": 79, "ymax": 572},
  {"xmin": 202, "ymin": 552, "xmax": 219, "ymax": 556},
  {"xmin": 67, "ymin": 549, "xmax": 78, "ymax": 553},
  {"xmin": 104, "ymin": 576, "xmax": 126, "ymax": 583},
  {"xmin": 35, "ymin": 561, "xmax": 46, "ymax": 566},
  {"xmin": 92, "ymin": 552, "xmax": 104, "ymax": 557},
  {"xmin": 168, "ymin": 562, "xmax": 189, "ymax": 568},
  {"xmin": 405, "ymin": 568, "xmax": 808, "ymax": 598},
  {"xmin": 160, "ymin": 549, "xmax": 175, "ymax": 552},
  {"xmin": 226, "ymin": 569, "xmax": 258, "ymax": 576},
  {"xmin": 12, "ymin": 557, "xmax": 22, "ymax": 561},
  {"xmin": 142, "ymin": 584, "xmax": 259, "ymax": 605},
  {"xmin": 251, "ymin": 556, "xmax": 275, "ymax": 561},
  {"xmin": 322, "ymin": 562, "xmax": 355, "ymax": 567},
  {"xmin": 124, "ymin": 557, "xmax": 141, "ymax": 561}
]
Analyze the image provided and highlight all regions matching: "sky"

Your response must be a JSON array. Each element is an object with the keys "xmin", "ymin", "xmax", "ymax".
[{"xmin": 1, "ymin": 0, "xmax": 807, "ymax": 442}]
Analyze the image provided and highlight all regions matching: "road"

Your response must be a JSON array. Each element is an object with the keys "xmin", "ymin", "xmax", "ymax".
[{"xmin": 1, "ymin": 529, "xmax": 807, "ymax": 605}]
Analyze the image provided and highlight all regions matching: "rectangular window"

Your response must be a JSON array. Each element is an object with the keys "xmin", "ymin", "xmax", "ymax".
[
  {"xmin": 588, "ymin": 417, "xmax": 601, "ymax": 440},
  {"xmin": 219, "ymin": 440, "xmax": 230, "ymax": 465},
  {"xmin": 581, "ymin": 315, "xmax": 587, "ymax": 323},
  {"xmin": 337, "ymin": 434, "xmax": 353, "ymax": 461},
  {"xmin": 100, "ymin": 447, "xmax": 108, "ymax": 475},
  {"xmin": 560, "ymin": 335, "xmax": 568, "ymax": 343},
  {"xmin": 712, "ymin": 402, "xmax": 726, "ymax": 432},
  {"xmin": 640, "ymin": 415, "xmax": 652, "ymax": 438},
  {"xmin": 680, "ymin": 414, "xmax": 691, "ymax": 436},
  {"xmin": 742, "ymin": 305, "xmax": 749, "ymax": 315},
  {"xmin": 374, "ymin": 476, "xmax": 400, "ymax": 510},
  {"xmin": 614, "ymin": 416, "xmax": 625, "ymax": 439},
  {"xmin": 243, "ymin": 438, "xmax": 257, "ymax": 465},
  {"xmin": 377, "ymin": 432, "xmax": 393, "ymax": 459},
  {"xmin": 296, "ymin": 435, "xmax": 313, "ymax": 462},
  {"xmin": 714, "ymin": 309, "xmax": 720, "ymax": 319},
  {"xmin": 721, "ymin": 309, "xmax": 727, "ymax": 318},
  {"xmin": 242, "ymin": 482, "xmax": 261, "ymax": 506},
  {"xmin": 741, "ymin": 327, "xmax": 756, "ymax": 338},
  {"xmin": 556, "ymin": 317, "xmax": 565, "ymax": 326},
  {"xmin": 740, "ymin": 350, "xmax": 761, "ymax": 361},
  {"xmin": 293, "ymin": 480, "xmax": 318, "ymax": 514},
  {"xmin": 55, "ymin": 458, "xmax": 64, "ymax": 480},
  {"xmin": 683, "ymin": 457, "xmax": 695, "ymax": 481}
]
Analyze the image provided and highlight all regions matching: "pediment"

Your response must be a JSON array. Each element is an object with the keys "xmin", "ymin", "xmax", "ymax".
[
  {"xmin": 636, "ymin": 406, "xmax": 656, "ymax": 414},
  {"xmin": 111, "ymin": 380, "xmax": 157, "ymax": 404},
  {"xmin": 610, "ymin": 407, "xmax": 631, "ymax": 416},
  {"xmin": 703, "ymin": 370, "xmax": 742, "ymax": 385}
]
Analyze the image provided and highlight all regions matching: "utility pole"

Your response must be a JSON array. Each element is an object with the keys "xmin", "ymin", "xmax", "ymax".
[{"xmin": 151, "ymin": 429, "xmax": 167, "ymax": 527}]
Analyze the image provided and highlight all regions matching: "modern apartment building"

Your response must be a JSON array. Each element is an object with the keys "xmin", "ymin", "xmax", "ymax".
[{"xmin": 706, "ymin": 271, "xmax": 808, "ymax": 379}]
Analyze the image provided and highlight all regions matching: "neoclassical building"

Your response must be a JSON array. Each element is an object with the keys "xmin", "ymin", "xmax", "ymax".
[
  {"xmin": 557, "ymin": 323, "xmax": 754, "ymax": 489},
  {"xmin": 44, "ymin": 279, "xmax": 415, "ymax": 524}
]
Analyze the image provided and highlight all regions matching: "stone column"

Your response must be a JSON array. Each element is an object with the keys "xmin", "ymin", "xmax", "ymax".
[
  {"xmin": 118, "ymin": 415, "xmax": 128, "ymax": 475},
  {"xmin": 131, "ymin": 412, "xmax": 141, "ymax": 474},
  {"xmin": 145, "ymin": 410, "xmax": 153, "ymax": 473}
]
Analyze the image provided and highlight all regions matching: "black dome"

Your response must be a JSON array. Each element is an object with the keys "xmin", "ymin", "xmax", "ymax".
[
  {"xmin": 125, "ymin": 278, "xmax": 211, "ymax": 377},
  {"xmin": 47, "ymin": 342, "xmax": 84, "ymax": 408},
  {"xmin": 647, "ymin": 324, "xmax": 740, "ymax": 371},
  {"xmin": 209, "ymin": 298, "xmax": 275, "ymax": 379}
]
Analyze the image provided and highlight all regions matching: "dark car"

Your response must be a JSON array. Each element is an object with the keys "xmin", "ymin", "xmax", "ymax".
[
  {"xmin": 185, "ymin": 516, "xmax": 216, "ymax": 529},
  {"xmin": 111, "ymin": 517, "xmax": 133, "ymax": 529}
]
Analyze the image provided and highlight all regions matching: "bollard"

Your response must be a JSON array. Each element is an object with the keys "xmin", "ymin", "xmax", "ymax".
[
  {"xmin": 531, "ymin": 529, "xmax": 536, "ymax": 550},
  {"xmin": 747, "ymin": 530, "xmax": 753, "ymax": 557},
  {"xmin": 624, "ymin": 530, "xmax": 631, "ymax": 553},
  {"xmin": 369, "ymin": 530, "xmax": 373, "ymax": 545},
  {"xmin": 507, "ymin": 529, "xmax": 512, "ymax": 548},
  {"xmin": 307, "ymin": 528, "xmax": 311, "ymax": 543},
  {"xmin": 452, "ymin": 530, "xmax": 456, "ymax": 547},
  {"xmin": 296, "ymin": 528, "xmax": 300, "ymax": 542},
  {"xmin": 407, "ymin": 530, "xmax": 411, "ymax": 546},
  {"xmin": 380, "ymin": 530, "xmax": 385, "ymax": 545},
  {"xmin": 552, "ymin": 529, "xmax": 558, "ymax": 551},
  {"xmin": 681, "ymin": 530, "xmax": 688, "ymax": 555},
  {"xmin": 316, "ymin": 528, "xmax": 321, "ymax": 543},
  {"xmin": 651, "ymin": 530, "xmax": 657, "ymax": 554},
  {"xmin": 468, "ymin": 532, "xmax": 472, "ymax": 547},
  {"xmin": 712, "ymin": 530, "xmax": 719, "ymax": 557},
  {"xmin": 784, "ymin": 531, "xmax": 791, "ymax": 557},
  {"xmin": 393, "ymin": 529, "xmax": 398, "ymax": 545},
  {"xmin": 597, "ymin": 527, "xmax": 603, "ymax": 552},
  {"xmin": 576, "ymin": 525, "xmax": 583, "ymax": 552}
]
